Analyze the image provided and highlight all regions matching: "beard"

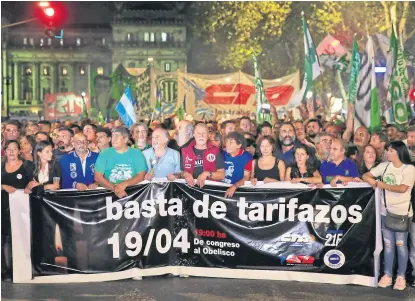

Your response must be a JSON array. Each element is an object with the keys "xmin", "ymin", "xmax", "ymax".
[
  {"xmin": 308, "ymin": 132, "xmax": 317, "ymax": 138},
  {"xmin": 280, "ymin": 136, "xmax": 294, "ymax": 146}
]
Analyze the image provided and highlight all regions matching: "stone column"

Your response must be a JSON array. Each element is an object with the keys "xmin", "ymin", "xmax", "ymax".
[
  {"xmin": 32, "ymin": 62, "xmax": 39, "ymax": 103},
  {"xmin": 7, "ymin": 63, "xmax": 12, "ymax": 105},
  {"xmin": 13, "ymin": 62, "xmax": 19, "ymax": 101},
  {"xmin": 50, "ymin": 62, "xmax": 56, "ymax": 94}
]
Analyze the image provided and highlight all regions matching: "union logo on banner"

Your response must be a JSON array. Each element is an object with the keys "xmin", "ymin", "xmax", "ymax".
[{"xmin": 44, "ymin": 93, "xmax": 89, "ymax": 120}]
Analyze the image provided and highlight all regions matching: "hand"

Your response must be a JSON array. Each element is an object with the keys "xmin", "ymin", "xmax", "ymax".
[
  {"xmin": 184, "ymin": 172, "xmax": 195, "ymax": 187},
  {"xmin": 24, "ymin": 188, "xmax": 32, "ymax": 194},
  {"xmin": 2, "ymin": 185, "xmax": 16, "ymax": 194},
  {"xmin": 330, "ymin": 176, "xmax": 339, "ymax": 187},
  {"xmin": 197, "ymin": 171, "xmax": 209, "ymax": 188},
  {"xmin": 76, "ymin": 183, "xmax": 88, "ymax": 191},
  {"xmin": 377, "ymin": 181, "xmax": 387, "ymax": 190},
  {"xmin": 352, "ymin": 177, "xmax": 363, "ymax": 182},
  {"xmin": 114, "ymin": 182, "xmax": 128, "ymax": 195},
  {"xmin": 251, "ymin": 178, "xmax": 258, "ymax": 186},
  {"xmin": 115, "ymin": 190, "xmax": 127, "ymax": 199},
  {"xmin": 290, "ymin": 178, "xmax": 302, "ymax": 184},
  {"xmin": 27, "ymin": 181, "xmax": 40, "ymax": 190},
  {"xmin": 144, "ymin": 173, "xmax": 153, "ymax": 181},
  {"xmin": 45, "ymin": 183, "xmax": 60, "ymax": 191},
  {"xmin": 167, "ymin": 174, "xmax": 177, "ymax": 181},
  {"xmin": 88, "ymin": 183, "xmax": 98, "ymax": 190},
  {"xmin": 270, "ymin": 105, "xmax": 277, "ymax": 114},
  {"xmin": 263, "ymin": 177, "xmax": 274, "ymax": 184},
  {"xmin": 341, "ymin": 180, "xmax": 349, "ymax": 186},
  {"xmin": 225, "ymin": 185, "xmax": 237, "ymax": 198}
]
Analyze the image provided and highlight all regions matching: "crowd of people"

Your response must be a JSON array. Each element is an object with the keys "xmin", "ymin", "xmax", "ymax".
[{"xmin": 1, "ymin": 102, "xmax": 415, "ymax": 289}]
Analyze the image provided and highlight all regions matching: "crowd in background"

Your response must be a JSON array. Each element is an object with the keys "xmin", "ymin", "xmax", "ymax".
[{"xmin": 1, "ymin": 102, "xmax": 415, "ymax": 289}]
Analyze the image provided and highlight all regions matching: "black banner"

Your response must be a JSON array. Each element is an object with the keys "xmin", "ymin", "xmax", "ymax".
[{"xmin": 29, "ymin": 182, "xmax": 378, "ymax": 284}]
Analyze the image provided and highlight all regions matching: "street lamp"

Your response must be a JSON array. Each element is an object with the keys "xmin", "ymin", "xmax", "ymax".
[{"xmin": 3, "ymin": 76, "xmax": 12, "ymax": 119}]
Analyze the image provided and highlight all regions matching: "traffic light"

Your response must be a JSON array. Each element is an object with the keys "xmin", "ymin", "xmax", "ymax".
[{"xmin": 34, "ymin": 1, "xmax": 67, "ymax": 37}]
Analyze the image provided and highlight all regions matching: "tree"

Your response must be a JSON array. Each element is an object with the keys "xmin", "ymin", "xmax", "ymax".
[{"xmin": 189, "ymin": 1, "xmax": 415, "ymax": 78}]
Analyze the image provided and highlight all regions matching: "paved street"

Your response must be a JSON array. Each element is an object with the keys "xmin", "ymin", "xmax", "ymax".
[{"xmin": 2, "ymin": 277, "xmax": 415, "ymax": 301}]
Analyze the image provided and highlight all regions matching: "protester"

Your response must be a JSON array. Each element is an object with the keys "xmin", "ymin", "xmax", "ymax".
[
  {"xmin": 131, "ymin": 122, "xmax": 151, "ymax": 151},
  {"xmin": 83, "ymin": 124, "xmax": 99, "ymax": 152},
  {"xmin": 1, "ymin": 140, "xmax": 34, "ymax": 281},
  {"xmin": 363, "ymin": 141, "xmax": 415, "ymax": 290},
  {"xmin": 38, "ymin": 120, "xmax": 52, "ymax": 134},
  {"xmin": 251, "ymin": 136, "xmax": 285, "ymax": 185},
  {"xmin": 275, "ymin": 122, "xmax": 297, "ymax": 166},
  {"xmin": 293, "ymin": 120, "xmax": 315, "ymax": 148},
  {"xmin": 96, "ymin": 127, "xmax": 112, "ymax": 151},
  {"xmin": 285, "ymin": 144, "xmax": 322, "ymax": 184},
  {"xmin": 315, "ymin": 132, "xmax": 332, "ymax": 162},
  {"xmin": 35, "ymin": 131, "xmax": 50, "ymax": 143},
  {"xmin": 50, "ymin": 128, "xmax": 60, "ymax": 146},
  {"xmin": 169, "ymin": 120, "xmax": 194, "ymax": 151},
  {"xmin": 143, "ymin": 128, "xmax": 180, "ymax": 179},
  {"xmin": 26, "ymin": 123, "xmax": 39, "ymax": 136},
  {"xmin": 26, "ymin": 141, "xmax": 61, "ymax": 194},
  {"xmin": 94, "ymin": 126, "xmax": 147, "ymax": 198},
  {"xmin": 60, "ymin": 133, "xmax": 99, "ymax": 190},
  {"xmin": 222, "ymin": 132, "xmax": 253, "ymax": 197},
  {"xmin": 19, "ymin": 135, "xmax": 36, "ymax": 162},
  {"xmin": 370, "ymin": 132, "xmax": 389, "ymax": 162},
  {"xmin": 70, "ymin": 124, "xmax": 82, "ymax": 134},
  {"xmin": 239, "ymin": 116, "xmax": 252, "ymax": 133},
  {"xmin": 357, "ymin": 144, "xmax": 380, "ymax": 176},
  {"xmin": 209, "ymin": 132, "xmax": 222, "ymax": 148},
  {"xmin": 353, "ymin": 126, "xmax": 371, "ymax": 148},
  {"xmin": 305, "ymin": 118, "xmax": 323, "ymax": 144},
  {"xmin": 386, "ymin": 124, "xmax": 399, "ymax": 142},
  {"xmin": 53, "ymin": 127, "xmax": 75, "ymax": 162},
  {"xmin": 259, "ymin": 122, "xmax": 273, "ymax": 137},
  {"xmin": 170, "ymin": 123, "xmax": 225, "ymax": 187},
  {"xmin": 319, "ymin": 138, "xmax": 359, "ymax": 186},
  {"xmin": 2, "ymin": 121, "xmax": 20, "ymax": 150},
  {"xmin": 406, "ymin": 125, "xmax": 415, "ymax": 162},
  {"xmin": 220, "ymin": 120, "xmax": 236, "ymax": 142},
  {"xmin": 324, "ymin": 123, "xmax": 339, "ymax": 138},
  {"xmin": 245, "ymin": 138, "xmax": 257, "ymax": 159}
]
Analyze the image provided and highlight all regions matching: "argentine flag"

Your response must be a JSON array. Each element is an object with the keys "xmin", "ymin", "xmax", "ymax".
[{"xmin": 116, "ymin": 87, "xmax": 136, "ymax": 128}]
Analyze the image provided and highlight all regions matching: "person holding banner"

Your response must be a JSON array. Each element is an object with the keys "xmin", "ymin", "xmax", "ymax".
[
  {"xmin": 171, "ymin": 123, "xmax": 225, "ymax": 187},
  {"xmin": 94, "ymin": 127, "xmax": 147, "ymax": 198},
  {"xmin": 363, "ymin": 141, "xmax": 415, "ymax": 290},
  {"xmin": 251, "ymin": 136, "xmax": 285, "ymax": 185},
  {"xmin": 143, "ymin": 128, "xmax": 181, "ymax": 180},
  {"xmin": 319, "ymin": 138, "xmax": 359, "ymax": 186},
  {"xmin": 285, "ymin": 144, "xmax": 322, "ymax": 184},
  {"xmin": 223, "ymin": 132, "xmax": 253, "ymax": 197}
]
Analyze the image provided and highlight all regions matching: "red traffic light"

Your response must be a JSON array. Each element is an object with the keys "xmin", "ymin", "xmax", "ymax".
[{"xmin": 35, "ymin": 1, "xmax": 66, "ymax": 28}]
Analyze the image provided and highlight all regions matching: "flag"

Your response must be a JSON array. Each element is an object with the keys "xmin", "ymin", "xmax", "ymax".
[
  {"xmin": 97, "ymin": 110, "xmax": 105, "ymax": 125},
  {"xmin": 82, "ymin": 97, "xmax": 88, "ymax": 118},
  {"xmin": 115, "ymin": 87, "xmax": 136, "ymax": 128},
  {"xmin": 386, "ymin": 24, "xmax": 410, "ymax": 125},
  {"xmin": 288, "ymin": 12, "xmax": 321, "ymax": 109},
  {"xmin": 252, "ymin": 55, "xmax": 272, "ymax": 123},
  {"xmin": 155, "ymin": 87, "xmax": 162, "ymax": 114},
  {"xmin": 348, "ymin": 35, "xmax": 360, "ymax": 104},
  {"xmin": 177, "ymin": 95, "xmax": 186, "ymax": 121},
  {"xmin": 368, "ymin": 36, "xmax": 381, "ymax": 133}
]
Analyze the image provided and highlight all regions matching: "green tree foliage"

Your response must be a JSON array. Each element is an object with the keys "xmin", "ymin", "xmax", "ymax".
[{"xmin": 189, "ymin": 1, "xmax": 414, "ymax": 78}]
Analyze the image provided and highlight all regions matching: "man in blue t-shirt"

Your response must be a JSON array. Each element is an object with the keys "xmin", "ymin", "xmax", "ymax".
[
  {"xmin": 223, "ymin": 132, "xmax": 253, "ymax": 197},
  {"xmin": 95, "ymin": 126, "xmax": 147, "ymax": 198},
  {"xmin": 320, "ymin": 138, "xmax": 359, "ymax": 186}
]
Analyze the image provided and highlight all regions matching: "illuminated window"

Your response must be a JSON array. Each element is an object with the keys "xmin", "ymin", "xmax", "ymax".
[
  {"xmin": 29, "ymin": 38, "xmax": 34, "ymax": 46},
  {"xmin": 127, "ymin": 33, "xmax": 131, "ymax": 41},
  {"xmin": 79, "ymin": 66, "xmax": 85, "ymax": 75},
  {"xmin": 102, "ymin": 38, "xmax": 106, "ymax": 45},
  {"xmin": 25, "ymin": 67, "xmax": 32, "ymax": 76},
  {"xmin": 161, "ymin": 32, "xmax": 167, "ymax": 42},
  {"xmin": 97, "ymin": 67, "xmax": 104, "ymax": 75},
  {"xmin": 23, "ymin": 37, "xmax": 27, "ymax": 45},
  {"xmin": 61, "ymin": 67, "xmax": 68, "ymax": 76},
  {"xmin": 76, "ymin": 38, "xmax": 81, "ymax": 46},
  {"xmin": 150, "ymin": 32, "xmax": 155, "ymax": 42},
  {"xmin": 48, "ymin": 38, "xmax": 52, "ymax": 45},
  {"xmin": 144, "ymin": 32, "xmax": 149, "ymax": 42},
  {"xmin": 40, "ymin": 38, "xmax": 44, "ymax": 47},
  {"xmin": 60, "ymin": 39, "xmax": 64, "ymax": 46},
  {"xmin": 43, "ymin": 67, "xmax": 50, "ymax": 76},
  {"xmin": 165, "ymin": 63, "xmax": 171, "ymax": 72}
]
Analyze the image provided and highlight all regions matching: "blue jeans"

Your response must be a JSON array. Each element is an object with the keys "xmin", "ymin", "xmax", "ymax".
[
  {"xmin": 409, "ymin": 222, "xmax": 415, "ymax": 278},
  {"xmin": 381, "ymin": 216, "xmax": 409, "ymax": 277}
]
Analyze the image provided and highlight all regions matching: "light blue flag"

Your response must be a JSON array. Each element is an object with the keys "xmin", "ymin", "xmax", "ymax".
[{"xmin": 116, "ymin": 87, "xmax": 136, "ymax": 128}]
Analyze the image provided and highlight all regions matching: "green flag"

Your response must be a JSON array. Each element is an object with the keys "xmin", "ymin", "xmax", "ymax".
[
  {"xmin": 288, "ymin": 12, "xmax": 321, "ymax": 108},
  {"xmin": 368, "ymin": 36, "xmax": 381, "ymax": 133},
  {"xmin": 387, "ymin": 25, "xmax": 410, "ymax": 124},
  {"xmin": 90, "ymin": 69, "xmax": 97, "ymax": 98},
  {"xmin": 97, "ymin": 110, "xmax": 105, "ymax": 125},
  {"xmin": 252, "ymin": 55, "xmax": 271, "ymax": 123},
  {"xmin": 348, "ymin": 35, "xmax": 360, "ymax": 104}
]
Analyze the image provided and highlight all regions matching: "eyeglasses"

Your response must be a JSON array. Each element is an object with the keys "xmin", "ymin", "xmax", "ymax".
[{"xmin": 74, "ymin": 141, "xmax": 87, "ymax": 146}]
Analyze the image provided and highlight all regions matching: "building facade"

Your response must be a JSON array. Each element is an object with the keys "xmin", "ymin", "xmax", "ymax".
[{"xmin": 1, "ymin": 2, "xmax": 187, "ymax": 119}]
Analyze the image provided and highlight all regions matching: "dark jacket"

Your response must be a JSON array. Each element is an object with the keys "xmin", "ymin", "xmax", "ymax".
[{"xmin": 32, "ymin": 162, "xmax": 62, "ymax": 195}]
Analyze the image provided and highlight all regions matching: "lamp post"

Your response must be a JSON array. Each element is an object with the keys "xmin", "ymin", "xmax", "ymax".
[{"xmin": 3, "ymin": 76, "xmax": 12, "ymax": 119}]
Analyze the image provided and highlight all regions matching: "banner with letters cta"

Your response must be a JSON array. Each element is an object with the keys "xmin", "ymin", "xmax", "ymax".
[
  {"xmin": 19, "ymin": 182, "xmax": 380, "ymax": 285},
  {"xmin": 177, "ymin": 70, "xmax": 300, "ymax": 120}
]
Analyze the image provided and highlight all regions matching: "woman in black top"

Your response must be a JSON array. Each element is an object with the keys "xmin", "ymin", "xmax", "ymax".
[
  {"xmin": 251, "ymin": 136, "xmax": 285, "ymax": 185},
  {"xmin": 285, "ymin": 144, "xmax": 322, "ymax": 184},
  {"xmin": 26, "ymin": 141, "xmax": 61, "ymax": 194},
  {"xmin": 357, "ymin": 145, "xmax": 380, "ymax": 176},
  {"xmin": 19, "ymin": 135, "xmax": 36, "ymax": 162},
  {"xmin": 1, "ymin": 140, "xmax": 34, "ymax": 280}
]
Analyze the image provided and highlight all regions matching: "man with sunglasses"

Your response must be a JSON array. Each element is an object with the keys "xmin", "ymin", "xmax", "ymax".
[{"xmin": 59, "ymin": 133, "xmax": 99, "ymax": 190}]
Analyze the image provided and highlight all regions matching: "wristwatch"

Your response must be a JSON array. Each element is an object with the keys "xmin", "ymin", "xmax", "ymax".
[{"xmin": 209, "ymin": 172, "xmax": 213, "ymax": 179}]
